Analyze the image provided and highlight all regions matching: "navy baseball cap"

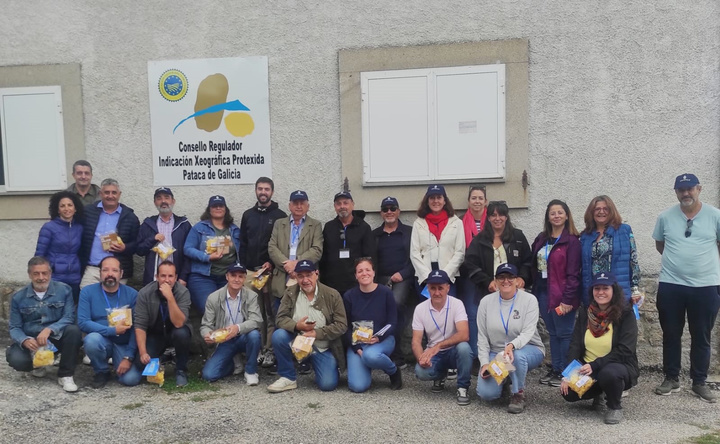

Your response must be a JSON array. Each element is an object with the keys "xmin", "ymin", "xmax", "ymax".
[
  {"xmin": 154, "ymin": 187, "xmax": 173, "ymax": 198},
  {"xmin": 495, "ymin": 263, "xmax": 518, "ymax": 277},
  {"xmin": 590, "ymin": 272, "xmax": 617, "ymax": 287},
  {"xmin": 380, "ymin": 196, "xmax": 399, "ymax": 209},
  {"xmin": 227, "ymin": 263, "xmax": 247, "ymax": 274},
  {"xmin": 334, "ymin": 191, "xmax": 353, "ymax": 202},
  {"xmin": 294, "ymin": 260, "xmax": 317, "ymax": 273},
  {"xmin": 674, "ymin": 173, "xmax": 700, "ymax": 189},
  {"xmin": 426, "ymin": 269, "xmax": 451, "ymax": 284},
  {"xmin": 208, "ymin": 195, "xmax": 226, "ymax": 207},
  {"xmin": 289, "ymin": 190, "xmax": 308, "ymax": 201},
  {"xmin": 425, "ymin": 184, "xmax": 446, "ymax": 197}
]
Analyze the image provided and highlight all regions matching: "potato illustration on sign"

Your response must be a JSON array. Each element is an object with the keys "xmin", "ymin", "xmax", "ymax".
[{"xmin": 194, "ymin": 74, "xmax": 229, "ymax": 131}]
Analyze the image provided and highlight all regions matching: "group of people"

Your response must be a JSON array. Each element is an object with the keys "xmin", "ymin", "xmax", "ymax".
[{"xmin": 7, "ymin": 161, "xmax": 720, "ymax": 423}]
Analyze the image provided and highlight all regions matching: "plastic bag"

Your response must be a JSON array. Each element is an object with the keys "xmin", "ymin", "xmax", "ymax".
[
  {"xmin": 290, "ymin": 335, "xmax": 315, "ymax": 362},
  {"xmin": 487, "ymin": 351, "xmax": 516, "ymax": 385},
  {"xmin": 33, "ymin": 347, "xmax": 54, "ymax": 368},
  {"xmin": 143, "ymin": 358, "xmax": 164, "ymax": 386},
  {"xmin": 100, "ymin": 231, "xmax": 124, "ymax": 251},
  {"xmin": 205, "ymin": 236, "xmax": 231, "ymax": 255},
  {"xmin": 209, "ymin": 328, "xmax": 231, "ymax": 343},
  {"xmin": 152, "ymin": 243, "xmax": 175, "ymax": 260},
  {"xmin": 107, "ymin": 306, "xmax": 132, "ymax": 327},
  {"xmin": 351, "ymin": 320, "xmax": 374, "ymax": 345},
  {"xmin": 562, "ymin": 360, "xmax": 595, "ymax": 397}
]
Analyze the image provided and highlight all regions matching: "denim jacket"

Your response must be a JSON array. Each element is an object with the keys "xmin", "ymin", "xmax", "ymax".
[
  {"xmin": 9, "ymin": 280, "xmax": 76, "ymax": 345},
  {"xmin": 183, "ymin": 220, "xmax": 241, "ymax": 276}
]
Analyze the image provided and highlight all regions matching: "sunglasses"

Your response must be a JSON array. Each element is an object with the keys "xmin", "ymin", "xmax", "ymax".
[
  {"xmin": 381, "ymin": 206, "xmax": 398, "ymax": 213},
  {"xmin": 685, "ymin": 219, "xmax": 693, "ymax": 238},
  {"xmin": 496, "ymin": 276, "xmax": 516, "ymax": 282}
]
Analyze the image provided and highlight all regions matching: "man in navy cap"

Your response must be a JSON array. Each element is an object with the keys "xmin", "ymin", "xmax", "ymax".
[
  {"xmin": 320, "ymin": 191, "xmax": 376, "ymax": 295},
  {"xmin": 136, "ymin": 187, "xmax": 192, "ymax": 286},
  {"xmin": 411, "ymin": 270, "xmax": 472, "ymax": 405},
  {"xmin": 653, "ymin": 173, "xmax": 720, "ymax": 403}
]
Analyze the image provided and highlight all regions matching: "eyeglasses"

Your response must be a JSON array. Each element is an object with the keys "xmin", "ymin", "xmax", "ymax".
[
  {"xmin": 685, "ymin": 219, "xmax": 693, "ymax": 238},
  {"xmin": 381, "ymin": 206, "xmax": 398, "ymax": 213},
  {"xmin": 594, "ymin": 207, "xmax": 609, "ymax": 214},
  {"xmin": 496, "ymin": 276, "xmax": 516, "ymax": 282}
]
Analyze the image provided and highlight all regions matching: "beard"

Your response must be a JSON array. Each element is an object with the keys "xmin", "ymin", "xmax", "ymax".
[
  {"xmin": 257, "ymin": 193, "xmax": 271, "ymax": 204},
  {"xmin": 103, "ymin": 277, "xmax": 118, "ymax": 288},
  {"xmin": 157, "ymin": 204, "xmax": 174, "ymax": 214}
]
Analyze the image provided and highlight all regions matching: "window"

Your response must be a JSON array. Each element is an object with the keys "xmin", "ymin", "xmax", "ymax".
[{"xmin": 0, "ymin": 86, "xmax": 67, "ymax": 192}]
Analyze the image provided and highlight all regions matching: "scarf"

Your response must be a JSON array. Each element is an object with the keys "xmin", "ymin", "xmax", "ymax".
[
  {"xmin": 462, "ymin": 208, "xmax": 486, "ymax": 248},
  {"xmin": 425, "ymin": 210, "xmax": 449, "ymax": 242},
  {"xmin": 587, "ymin": 304, "xmax": 612, "ymax": 338}
]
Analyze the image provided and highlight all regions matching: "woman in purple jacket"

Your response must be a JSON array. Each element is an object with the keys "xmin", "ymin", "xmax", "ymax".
[
  {"xmin": 531, "ymin": 199, "xmax": 582, "ymax": 387},
  {"xmin": 35, "ymin": 191, "xmax": 84, "ymax": 304}
]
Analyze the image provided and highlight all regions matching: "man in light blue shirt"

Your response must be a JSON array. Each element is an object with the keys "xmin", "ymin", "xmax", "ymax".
[{"xmin": 652, "ymin": 173, "xmax": 720, "ymax": 403}]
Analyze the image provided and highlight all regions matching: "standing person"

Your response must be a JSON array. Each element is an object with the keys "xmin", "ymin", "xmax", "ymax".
[
  {"xmin": 238, "ymin": 177, "xmax": 287, "ymax": 366},
  {"xmin": 372, "ymin": 196, "xmax": 414, "ymax": 368},
  {"xmin": 475, "ymin": 264, "xmax": 545, "ymax": 414},
  {"xmin": 344, "ymin": 258, "xmax": 401, "ymax": 392},
  {"xmin": 184, "ymin": 195, "xmax": 240, "ymax": 314},
  {"xmin": 320, "ymin": 191, "xmax": 376, "ymax": 296},
  {"xmin": 531, "ymin": 200, "xmax": 582, "ymax": 386},
  {"xmin": 79, "ymin": 178, "xmax": 139, "ymax": 289},
  {"xmin": 410, "ymin": 185, "xmax": 465, "ymax": 294},
  {"xmin": 580, "ymin": 195, "xmax": 641, "ymax": 306},
  {"xmin": 561, "ymin": 272, "xmax": 639, "ymax": 425},
  {"xmin": 35, "ymin": 191, "xmax": 84, "ymax": 304},
  {"xmin": 66, "ymin": 160, "xmax": 100, "ymax": 206},
  {"xmin": 136, "ymin": 187, "xmax": 191, "ymax": 287},
  {"xmin": 462, "ymin": 185, "xmax": 488, "ymax": 245},
  {"xmin": 653, "ymin": 173, "xmax": 720, "ymax": 403}
]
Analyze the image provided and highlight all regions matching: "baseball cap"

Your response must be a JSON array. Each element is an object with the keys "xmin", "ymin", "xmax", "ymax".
[
  {"xmin": 227, "ymin": 263, "xmax": 247, "ymax": 273},
  {"xmin": 294, "ymin": 260, "xmax": 317, "ymax": 273},
  {"xmin": 674, "ymin": 173, "xmax": 700, "ymax": 189},
  {"xmin": 426, "ymin": 269, "xmax": 451, "ymax": 284},
  {"xmin": 334, "ymin": 191, "xmax": 353, "ymax": 202},
  {"xmin": 208, "ymin": 195, "xmax": 226, "ymax": 207},
  {"xmin": 154, "ymin": 187, "xmax": 173, "ymax": 198},
  {"xmin": 380, "ymin": 196, "xmax": 399, "ymax": 209},
  {"xmin": 590, "ymin": 272, "xmax": 617, "ymax": 287},
  {"xmin": 495, "ymin": 263, "xmax": 518, "ymax": 277},
  {"xmin": 289, "ymin": 190, "xmax": 308, "ymax": 201},
  {"xmin": 425, "ymin": 184, "xmax": 446, "ymax": 197}
]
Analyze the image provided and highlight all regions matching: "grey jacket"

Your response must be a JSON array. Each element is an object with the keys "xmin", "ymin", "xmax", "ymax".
[
  {"xmin": 200, "ymin": 285, "xmax": 262, "ymax": 337},
  {"xmin": 134, "ymin": 281, "xmax": 192, "ymax": 332}
]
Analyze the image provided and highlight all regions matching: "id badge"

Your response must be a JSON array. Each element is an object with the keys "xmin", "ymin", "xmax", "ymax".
[
  {"xmin": 289, "ymin": 246, "xmax": 297, "ymax": 258},
  {"xmin": 339, "ymin": 249, "xmax": 350, "ymax": 259},
  {"xmin": 541, "ymin": 270, "xmax": 548, "ymax": 279}
]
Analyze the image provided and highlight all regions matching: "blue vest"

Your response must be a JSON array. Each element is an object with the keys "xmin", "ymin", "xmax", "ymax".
[{"xmin": 580, "ymin": 223, "xmax": 633, "ymax": 305}]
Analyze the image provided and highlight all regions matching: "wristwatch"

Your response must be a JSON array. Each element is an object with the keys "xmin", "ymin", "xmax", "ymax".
[{"xmin": 123, "ymin": 356, "xmax": 132, "ymax": 361}]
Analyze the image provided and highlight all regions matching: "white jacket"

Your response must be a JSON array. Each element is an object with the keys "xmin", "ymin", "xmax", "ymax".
[{"xmin": 411, "ymin": 215, "xmax": 465, "ymax": 283}]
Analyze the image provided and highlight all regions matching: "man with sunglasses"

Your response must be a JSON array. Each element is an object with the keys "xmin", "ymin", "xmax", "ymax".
[
  {"xmin": 372, "ymin": 196, "xmax": 415, "ymax": 369},
  {"xmin": 653, "ymin": 173, "xmax": 720, "ymax": 403}
]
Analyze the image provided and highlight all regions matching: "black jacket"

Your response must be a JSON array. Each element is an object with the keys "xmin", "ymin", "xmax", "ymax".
[
  {"xmin": 372, "ymin": 221, "xmax": 414, "ymax": 281},
  {"xmin": 566, "ymin": 306, "xmax": 639, "ymax": 387},
  {"xmin": 238, "ymin": 201, "xmax": 287, "ymax": 270},
  {"xmin": 136, "ymin": 214, "xmax": 192, "ymax": 285},
  {"xmin": 80, "ymin": 203, "xmax": 140, "ymax": 278},
  {"xmin": 320, "ymin": 210, "xmax": 376, "ymax": 295}
]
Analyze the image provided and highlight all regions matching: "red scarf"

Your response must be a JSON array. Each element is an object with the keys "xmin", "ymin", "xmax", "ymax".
[
  {"xmin": 587, "ymin": 304, "xmax": 611, "ymax": 338},
  {"xmin": 425, "ymin": 210, "xmax": 449, "ymax": 242},
  {"xmin": 462, "ymin": 208, "xmax": 486, "ymax": 248}
]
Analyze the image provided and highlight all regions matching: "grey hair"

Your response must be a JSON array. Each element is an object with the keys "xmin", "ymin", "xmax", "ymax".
[
  {"xmin": 27, "ymin": 256, "xmax": 50, "ymax": 273},
  {"xmin": 100, "ymin": 178, "xmax": 120, "ymax": 191}
]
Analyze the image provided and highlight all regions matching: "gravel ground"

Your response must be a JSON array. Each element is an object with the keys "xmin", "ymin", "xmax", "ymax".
[{"xmin": 1, "ymin": 331, "xmax": 718, "ymax": 444}]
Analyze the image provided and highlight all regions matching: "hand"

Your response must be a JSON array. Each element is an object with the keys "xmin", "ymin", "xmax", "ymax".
[
  {"xmin": 419, "ymin": 345, "xmax": 439, "ymax": 368},
  {"xmin": 209, "ymin": 251, "xmax": 223, "ymax": 261},
  {"xmin": 488, "ymin": 281, "xmax": 498, "ymax": 292},
  {"xmin": 225, "ymin": 324, "xmax": 240, "ymax": 340},
  {"xmin": 560, "ymin": 378, "xmax": 569, "ymax": 396},
  {"xmin": 368, "ymin": 336, "xmax": 379, "ymax": 345},
  {"xmin": 22, "ymin": 338, "xmax": 39, "ymax": 352},
  {"xmin": 116, "ymin": 358, "xmax": 132, "ymax": 375},
  {"xmin": 154, "ymin": 233, "xmax": 166, "ymax": 242},
  {"xmin": 140, "ymin": 353, "xmax": 151, "ymax": 365},
  {"xmin": 295, "ymin": 316, "xmax": 315, "ymax": 332},
  {"xmin": 516, "ymin": 277, "xmax": 526, "ymax": 288},
  {"xmin": 558, "ymin": 303, "xmax": 573, "ymax": 315},
  {"xmin": 203, "ymin": 334, "xmax": 215, "ymax": 345},
  {"xmin": 283, "ymin": 260, "xmax": 298, "ymax": 274},
  {"xmin": 109, "ymin": 242, "xmax": 126, "ymax": 253},
  {"xmin": 480, "ymin": 364, "xmax": 490, "ymax": 379},
  {"xmin": 356, "ymin": 348, "xmax": 363, "ymax": 357},
  {"xmin": 503, "ymin": 344, "xmax": 515, "ymax": 363},
  {"xmin": 115, "ymin": 323, "xmax": 131, "ymax": 335},
  {"xmin": 159, "ymin": 282, "xmax": 175, "ymax": 301},
  {"xmin": 390, "ymin": 272, "xmax": 403, "ymax": 283},
  {"xmin": 303, "ymin": 330, "xmax": 317, "ymax": 338},
  {"xmin": 36, "ymin": 328, "xmax": 52, "ymax": 346},
  {"xmin": 579, "ymin": 363, "xmax": 593, "ymax": 376},
  {"xmin": 631, "ymin": 294, "xmax": 641, "ymax": 305},
  {"xmin": 178, "ymin": 279, "xmax": 187, "ymax": 287},
  {"xmin": 262, "ymin": 262, "xmax": 273, "ymax": 272}
]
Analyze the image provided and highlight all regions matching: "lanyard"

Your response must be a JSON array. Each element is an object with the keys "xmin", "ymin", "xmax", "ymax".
[
  {"xmin": 429, "ymin": 299, "xmax": 450, "ymax": 339},
  {"xmin": 226, "ymin": 296, "xmax": 242, "ymax": 325},
  {"xmin": 291, "ymin": 223, "xmax": 301, "ymax": 247},
  {"xmin": 342, "ymin": 226, "xmax": 347, "ymax": 249},
  {"xmin": 544, "ymin": 233, "xmax": 561, "ymax": 264},
  {"xmin": 102, "ymin": 289, "xmax": 120, "ymax": 310},
  {"xmin": 499, "ymin": 291, "xmax": 517, "ymax": 340}
]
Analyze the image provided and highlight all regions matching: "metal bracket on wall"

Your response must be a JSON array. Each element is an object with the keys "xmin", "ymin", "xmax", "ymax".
[{"xmin": 522, "ymin": 170, "xmax": 529, "ymax": 190}]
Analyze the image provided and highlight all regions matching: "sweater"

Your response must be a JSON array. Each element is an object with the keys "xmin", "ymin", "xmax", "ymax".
[
  {"xmin": 320, "ymin": 210, "xmax": 376, "ymax": 295},
  {"xmin": 77, "ymin": 283, "xmax": 138, "ymax": 358},
  {"xmin": 343, "ymin": 285, "xmax": 398, "ymax": 351},
  {"xmin": 372, "ymin": 221, "xmax": 414, "ymax": 280},
  {"xmin": 134, "ymin": 281, "xmax": 192, "ymax": 332},
  {"xmin": 238, "ymin": 201, "xmax": 287, "ymax": 270},
  {"xmin": 34, "ymin": 217, "xmax": 83, "ymax": 285}
]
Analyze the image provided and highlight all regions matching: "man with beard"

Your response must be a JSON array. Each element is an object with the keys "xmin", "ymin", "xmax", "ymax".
[
  {"xmin": 78, "ymin": 256, "xmax": 141, "ymax": 388},
  {"xmin": 7, "ymin": 257, "xmax": 82, "ymax": 392},
  {"xmin": 136, "ymin": 187, "xmax": 192, "ymax": 286},
  {"xmin": 653, "ymin": 173, "xmax": 720, "ymax": 403},
  {"xmin": 238, "ymin": 177, "xmax": 286, "ymax": 369}
]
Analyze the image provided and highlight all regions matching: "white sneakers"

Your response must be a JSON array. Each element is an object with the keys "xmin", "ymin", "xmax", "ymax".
[
  {"xmin": 267, "ymin": 377, "xmax": 297, "ymax": 393},
  {"xmin": 58, "ymin": 376, "xmax": 78, "ymax": 392},
  {"xmin": 82, "ymin": 355, "xmax": 91, "ymax": 365},
  {"xmin": 244, "ymin": 372, "xmax": 259, "ymax": 386}
]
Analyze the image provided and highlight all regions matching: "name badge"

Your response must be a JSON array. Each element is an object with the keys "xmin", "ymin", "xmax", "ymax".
[
  {"xmin": 513, "ymin": 250, "xmax": 519, "ymax": 257},
  {"xmin": 339, "ymin": 249, "xmax": 350, "ymax": 259},
  {"xmin": 541, "ymin": 270, "xmax": 548, "ymax": 279},
  {"xmin": 289, "ymin": 246, "xmax": 297, "ymax": 258}
]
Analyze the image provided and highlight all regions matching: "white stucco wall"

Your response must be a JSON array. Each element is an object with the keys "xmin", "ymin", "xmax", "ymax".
[{"xmin": 0, "ymin": 0, "xmax": 718, "ymax": 283}]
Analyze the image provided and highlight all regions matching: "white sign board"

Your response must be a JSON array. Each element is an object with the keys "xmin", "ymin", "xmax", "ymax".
[{"xmin": 148, "ymin": 57, "xmax": 271, "ymax": 185}]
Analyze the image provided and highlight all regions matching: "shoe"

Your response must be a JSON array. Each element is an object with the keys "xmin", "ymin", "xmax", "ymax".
[
  {"xmin": 244, "ymin": 372, "xmax": 259, "ymax": 386},
  {"xmin": 456, "ymin": 387, "xmax": 470, "ymax": 406},
  {"xmin": 107, "ymin": 357, "xmax": 113, "ymax": 365},
  {"xmin": 58, "ymin": 376, "xmax": 78, "ymax": 393},
  {"xmin": 604, "ymin": 408, "xmax": 623, "ymax": 424},
  {"xmin": 507, "ymin": 392, "xmax": 526, "ymax": 414},
  {"xmin": 655, "ymin": 378, "xmax": 681, "ymax": 395},
  {"xmin": 389, "ymin": 369, "xmax": 403, "ymax": 390},
  {"xmin": 91, "ymin": 372, "xmax": 111, "ymax": 389},
  {"xmin": 53, "ymin": 353, "xmax": 61, "ymax": 366},
  {"xmin": 471, "ymin": 360, "xmax": 480, "ymax": 377},
  {"xmin": 176, "ymin": 370, "xmax": 188, "ymax": 387},
  {"xmin": 447, "ymin": 368, "xmax": 458, "ymax": 380},
  {"xmin": 267, "ymin": 377, "xmax": 297, "ymax": 393},
  {"xmin": 298, "ymin": 361, "xmax": 312, "ymax": 375},
  {"xmin": 691, "ymin": 384, "xmax": 718, "ymax": 403},
  {"xmin": 82, "ymin": 354, "xmax": 91, "ymax": 365},
  {"xmin": 31, "ymin": 367, "xmax": 47, "ymax": 378},
  {"xmin": 257, "ymin": 351, "xmax": 266, "ymax": 365},
  {"xmin": 621, "ymin": 390, "xmax": 629, "ymax": 398},
  {"xmin": 539, "ymin": 369, "xmax": 554, "ymax": 385},
  {"xmin": 268, "ymin": 363, "xmax": 278, "ymax": 375},
  {"xmin": 548, "ymin": 371, "xmax": 563, "ymax": 387},
  {"xmin": 592, "ymin": 394, "xmax": 606, "ymax": 411},
  {"xmin": 431, "ymin": 378, "xmax": 446, "ymax": 393},
  {"xmin": 262, "ymin": 353, "xmax": 276, "ymax": 368},
  {"xmin": 393, "ymin": 357, "xmax": 408, "ymax": 370},
  {"xmin": 233, "ymin": 354, "xmax": 244, "ymax": 376}
]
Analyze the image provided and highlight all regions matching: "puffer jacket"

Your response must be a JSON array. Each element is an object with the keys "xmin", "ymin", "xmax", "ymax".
[
  {"xmin": 79, "ymin": 203, "xmax": 140, "ymax": 278},
  {"xmin": 35, "ymin": 217, "xmax": 83, "ymax": 285}
]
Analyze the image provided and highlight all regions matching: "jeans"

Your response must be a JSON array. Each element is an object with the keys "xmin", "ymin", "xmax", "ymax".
[
  {"xmin": 562, "ymin": 362, "xmax": 631, "ymax": 410},
  {"xmin": 379, "ymin": 277, "xmax": 414, "ymax": 360},
  {"xmin": 6, "ymin": 324, "xmax": 82, "ymax": 378},
  {"xmin": 187, "ymin": 273, "xmax": 227, "ymax": 314},
  {"xmin": 346, "ymin": 337, "xmax": 397, "ymax": 393},
  {"xmin": 458, "ymin": 277, "xmax": 479, "ymax": 360},
  {"xmin": 272, "ymin": 328, "xmax": 339, "ymax": 391},
  {"xmin": 83, "ymin": 332, "xmax": 142, "ymax": 386},
  {"xmin": 414, "ymin": 342, "xmax": 472, "ymax": 389},
  {"xmin": 536, "ymin": 288, "xmax": 576, "ymax": 372},
  {"xmin": 657, "ymin": 282, "xmax": 720, "ymax": 384},
  {"xmin": 202, "ymin": 330, "xmax": 261, "ymax": 381},
  {"xmin": 476, "ymin": 345, "xmax": 544, "ymax": 399},
  {"xmin": 145, "ymin": 326, "xmax": 192, "ymax": 372}
]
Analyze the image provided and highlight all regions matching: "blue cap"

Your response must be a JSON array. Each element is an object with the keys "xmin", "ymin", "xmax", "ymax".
[
  {"xmin": 289, "ymin": 190, "xmax": 308, "ymax": 201},
  {"xmin": 154, "ymin": 187, "xmax": 173, "ymax": 198},
  {"xmin": 227, "ymin": 262, "xmax": 247, "ymax": 274},
  {"xmin": 208, "ymin": 195, "xmax": 226, "ymax": 207},
  {"xmin": 674, "ymin": 173, "xmax": 700, "ymax": 189},
  {"xmin": 426, "ymin": 269, "xmax": 451, "ymax": 284},
  {"xmin": 294, "ymin": 260, "xmax": 317, "ymax": 273},
  {"xmin": 425, "ymin": 184, "xmax": 446, "ymax": 197},
  {"xmin": 591, "ymin": 272, "xmax": 617, "ymax": 287},
  {"xmin": 380, "ymin": 196, "xmax": 399, "ymax": 209},
  {"xmin": 495, "ymin": 263, "xmax": 518, "ymax": 277},
  {"xmin": 334, "ymin": 191, "xmax": 353, "ymax": 202}
]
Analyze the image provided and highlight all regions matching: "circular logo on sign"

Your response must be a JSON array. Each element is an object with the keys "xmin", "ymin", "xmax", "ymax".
[{"xmin": 158, "ymin": 69, "xmax": 188, "ymax": 102}]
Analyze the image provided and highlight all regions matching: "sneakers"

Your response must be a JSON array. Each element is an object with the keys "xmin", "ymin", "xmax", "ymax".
[
  {"xmin": 431, "ymin": 378, "xmax": 446, "ymax": 393},
  {"xmin": 257, "ymin": 350, "xmax": 266, "ymax": 365},
  {"xmin": 547, "ymin": 372, "xmax": 563, "ymax": 387},
  {"xmin": 261, "ymin": 353, "xmax": 276, "ymax": 368},
  {"xmin": 176, "ymin": 370, "xmax": 188, "ymax": 387},
  {"xmin": 389, "ymin": 369, "xmax": 403, "ymax": 390},
  {"xmin": 233, "ymin": 354, "xmax": 244, "ymax": 376},
  {"xmin": 244, "ymin": 372, "xmax": 259, "ymax": 386},
  {"xmin": 456, "ymin": 387, "xmax": 470, "ymax": 405},
  {"xmin": 91, "ymin": 372, "xmax": 111, "ymax": 389},
  {"xmin": 539, "ymin": 369, "xmax": 554, "ymax": 385},
  {"xmin": 691, "ymin": 384, "xmax": 718, "ymax": 403},
  {"xmin": 268, "ymin": 363, "xmax": 279, "ymax": 375},
  {"xmin": 604, "ymin": 408, "xmax": 623, "ymax": 424},
  {"xmin": 267, "ymin": 377, "xmax": 297, "ymax": 393},
  {"xmin": 655, "ymin": 378, "xmax": 681, "ymax": 395},
  {"xmin": 298, "ymin": 361, "xmax": 312, "ymax": 375},
  {"xmin": 592, "ymin": 394, "xmax": 606, "ymax": 411},
  {"xmin": 31, "ymin": 367, "xmax": 47, "ymax": 378},
  {"xmin": 447, "ymin": 368, "xmax": 458, "ymax": 380},
  {"xmin": 82, "ymin": 354, "xmax": 91, "ymax": 365},
  {"xmin": 58, "ymin": 376, "xmax": 78, "ymax": 392},
  {"xmin": 507, "ymin": 392, "xmax": 526, "ymax": 413}
]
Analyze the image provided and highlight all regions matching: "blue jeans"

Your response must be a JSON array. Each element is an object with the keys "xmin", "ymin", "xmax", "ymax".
[
  {"xmin": 346, "ymin": 336, "xmax": 397, "ymax": 393},
  {"xmin": 187, "ymin": 273, "xmax": 227, "ymax": 314},
  {"xmin": 458, "ymin": 277, "xmax": 479, "ymax": 360},
  {"xmin": 476, "ymin": 345, "xmax": 544, "ymax": 399},
  {"xmin": 414, "ymin": 342, "xmax": 472, "ymax": 389},
  {"xmin": 272, "ymin": 328, "xmax": 339, "ymax": 391},
  {"xmin": 202, "ymin": 330, "xmax": 261, "ymax": 381},
  {"xmin": 536, "ymin": 288, "xmax": 576, "ymax": 372},
  {"xmin": 145, "ymin": 326, "xmax": 192, "ymax": 372},
  {"xmin": 83, "ymin": 332, "xmax": 141, "ymax": 386}
]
